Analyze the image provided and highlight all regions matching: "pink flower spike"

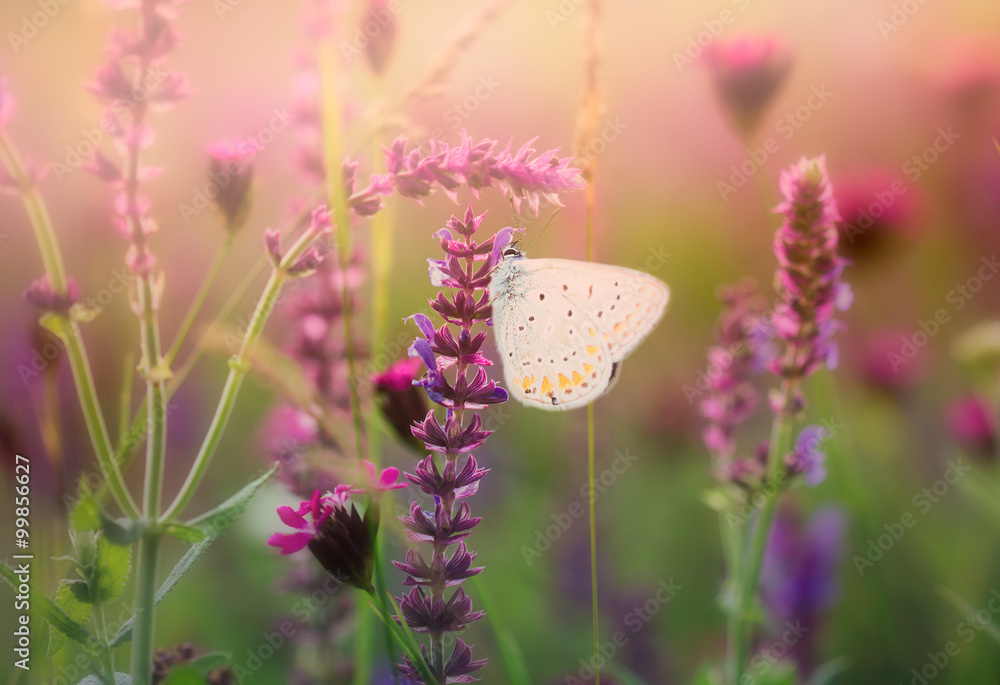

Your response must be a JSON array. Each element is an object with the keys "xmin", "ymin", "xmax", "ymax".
[{"xmin": 359, "ymin": 460, "xmax": 408, "ymax": 494}]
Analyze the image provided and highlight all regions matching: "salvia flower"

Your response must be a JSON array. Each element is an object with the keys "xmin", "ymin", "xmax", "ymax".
[
  {"xmin": 395, "ymin": 206, "xmax": 512, "ymax": 682},
  {"xmin": 699, "ymin": 279, "xmax": 772, "ymax": 479},
  {"xmin": 206, "ymin": 140, "xmax": 257, "ymax": 232},
  {"xmin": 704, "ymin": 34, "xmax": 793, "ymax": 140},
  {"xmin": 348, "ymin": 135, "xmax": 585, "ymax": 219},
  {"xmin": 769, "ymin": 156, "xmax": 851, "ymax": 415}
]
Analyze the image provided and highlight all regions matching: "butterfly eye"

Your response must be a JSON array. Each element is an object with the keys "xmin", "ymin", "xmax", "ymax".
[{"xmin": 502, "ymin": 247, "xmax": 521, "ymax": 258}]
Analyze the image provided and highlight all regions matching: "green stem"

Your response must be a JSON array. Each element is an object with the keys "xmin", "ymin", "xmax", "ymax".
[
  {"xmin": 102, "ymin": 192, "xmax": 322, "ymax": 500},
  {"xmin": 160, "ymin": 269, "xmax": 283, "ymax": 520},
  {"xmin": 319, "ymin": 41, "xmax": 365, "ymax": 464},
  {"xmin": 164, "ymin": 233, "xmax": 234, "ymax": 367},
  {"xmin": 94, "ymin": 604, "xmax": 115, "ymax": 682},
  {"xmin": 161, "ymin": 225, "xmax": 317, "ymax": 521},
  {"xmin": 130, "ymin": 532, "xmax": 161, "ymax": 685},
  {"xmin": 730, "ymin": 380, "xmax": 796, "ymax": 684},
  {"xmin": 587, "ymin": 403, "xmax": 599, "ymax": 685},
  {"xmin": 0, "ymin": 132, "xmax": 138, "ymax": 518}
]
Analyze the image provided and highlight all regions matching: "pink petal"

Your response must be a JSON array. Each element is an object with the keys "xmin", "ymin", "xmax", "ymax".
[
  {"xmin": 267, "ymin": 531, "xmax": 312, "ymax": 554},
  {"xmin": 276, "ymin": 505, "xmax": 307, "ymax": 530}
]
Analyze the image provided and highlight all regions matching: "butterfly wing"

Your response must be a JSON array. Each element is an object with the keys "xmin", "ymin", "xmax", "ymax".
[
  {"xmin": 492, "ymin": 260, "xmax": 615, "ymax": 411},
  {"xmin": 522, "ymin": 258, "xmax": 669, "ymax": 362}
]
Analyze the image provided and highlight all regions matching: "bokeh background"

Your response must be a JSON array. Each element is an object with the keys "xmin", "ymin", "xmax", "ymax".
[{"xmin": 3, "ymin": 0, "xmax": 1000, "ymax": 683}]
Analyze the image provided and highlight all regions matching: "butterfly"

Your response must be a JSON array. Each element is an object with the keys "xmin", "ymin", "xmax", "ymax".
[{"xmin": 489, "ymin": 245, "xmax": 669, "ymax": 410}]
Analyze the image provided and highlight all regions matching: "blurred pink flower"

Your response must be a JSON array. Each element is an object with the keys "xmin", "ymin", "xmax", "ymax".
[
  {"xmin": 206, "ymin": 140, "xmax": 257, "ymax": 231},
  {"xmin": 835, "ymin": 170, "xmax": 917, "ymax": 262},
  {"xmin": 0, "ymin": 76, "xmax": 14, "ymax": 128},
  {"xmin": 856, "ymin": 329, "xmax": 924, "ymax": 394},
  {"xmin": 359, "ymin": 0, "xmax": 397, "ymax": 74},
  {"xmin": 705, "ymin": 34, "xmax": 793, "ymax": 140},
  {"xmin": 946, "ymin": 394, "xmax": 996, "ymax": 458},
  {"xmin": 23, "ymin": 275, "xmax": 80, "ymax": 314}
]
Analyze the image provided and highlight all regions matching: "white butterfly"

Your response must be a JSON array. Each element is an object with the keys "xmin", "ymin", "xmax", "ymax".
[{"xmin": 489, "ymin": 246, "xmax": 669, "ymax": 411}]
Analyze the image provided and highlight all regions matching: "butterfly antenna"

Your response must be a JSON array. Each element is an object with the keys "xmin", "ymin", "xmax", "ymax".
[
  {"xmin": 508, "ymin": 197, "xmax": 521, "ymax": 230},
  {"xmin": 525, "ymin": 208, "xmax": 559, "ymax": 253}
]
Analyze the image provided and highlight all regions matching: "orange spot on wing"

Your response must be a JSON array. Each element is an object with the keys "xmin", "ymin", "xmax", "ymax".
[
  {"xmin": 558, "ymin": 373, "xmax": 572, "ymax": 390},
  {"xmin": 588, "ymin": 327, "xmax": 596, "ymax": 336},
  {"xmin": 572, "ymin": 371, "xmax": 585, "ymax": 386},
  {"xmin": 586, "ymin": 345, "xmax": 599, "ymax": 356},
  {"xmin": 541, "ymin": 376, "xmax": 554, "ymax": 395},
  {"xmin": 584, "ymin": 363, "xmax": 594, "ymax": 374},
  {"xmin": 522, "ymin": 375, "xmax": 535, "ymax": 392},
  {"xmin": 613, "ymin": 322, "xmax": 625, "ymax": 334}
]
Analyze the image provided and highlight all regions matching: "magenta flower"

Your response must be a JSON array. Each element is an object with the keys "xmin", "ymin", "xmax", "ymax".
[
  {"xmin": 769, "ymin": 156, "xmax": 851, "ymax": 414},
  {"xmin": 268, "ymin": 473, "xmax": 405, "ymax": 593},
  {"xmin": 705, "ymin": 34, "xmax": 793, "ymax": 139},
  {"xmin": 269, "ymin": 489, "xmax": 334, "ymax": 555},
  {"xmin": 374, "ymin": 357, "xmax": 429, "ymax": 452},
  {"xmin": 835, "ymin": 170, "xmax": 916, "ymax": 263}
]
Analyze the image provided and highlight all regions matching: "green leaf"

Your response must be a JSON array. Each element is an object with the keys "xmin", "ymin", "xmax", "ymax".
[
  {"xmin": 939, "ymin": 587, "xmax": 1000, "ymax": 645},
  {"xmin": 162, "ymin": 666, "xmax": 207, "ymax": 685},
  {"xmin": 92, "ymin": 537, "xmax": 131, "ymax": 603},
  {"xmin": 79, "ymin": 674, "xmax": 132, "ymax": 685},
  {"xmin": 189, "ymin": 652, "xmax": 231, "ymax": 675},
  {"xmin": 752, "ymin": 662, "xmax": 798, "ymax": 685},
  {"xmin": 48, "ymin": 581, "xmax": 94, "ymax": 657},
  {"xmin": 605, "ymin": 663, "xmax": 649, "ymax": 685},
  {"xmin": 0, "ymin": 563, "xmax": 101, "ymax": 653},
  {"xmin": 188, "ymin": 464, "xmax": 279, "ymax": 538},
  {"xmin": 100, "ymin": 516, "xmax": 146, "ymax": 545},
  {"xmin": 71, "ymin": 491, "xmax": 102, "ymax": 532},
  {"xmin": 110, "ymin": 539, "xmax": 210, "ymax": 648},
  {"xmin": 469, "ymin": 575, "xmax": 530, "ymax": 685},
  {"xmin": 691, "ymin": 664, "xmax": 723, "ymax": 685},
  {"xmin": 162, "ymin": 521, "xmax": 208, "ymax": 544},
  {"xmin": 804, "ymin": 657, "xmax": 850, "ymax": 685},
  {"xmin": 110, "ymin": 465, "xmax": 277, "ymax": 648}
]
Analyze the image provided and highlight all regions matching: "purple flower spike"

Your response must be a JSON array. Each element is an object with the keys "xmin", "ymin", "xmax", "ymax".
[
  {"xmin": 395, "ymin": 205, "xmax": 510, "ymax": 680},
  {"xmin": 699, "ymin": 279, "xmax": 771, "ymax": 479},
  {"xmin": 769, "ymin": 156, "xmax": 850, "ymax": 415}
]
